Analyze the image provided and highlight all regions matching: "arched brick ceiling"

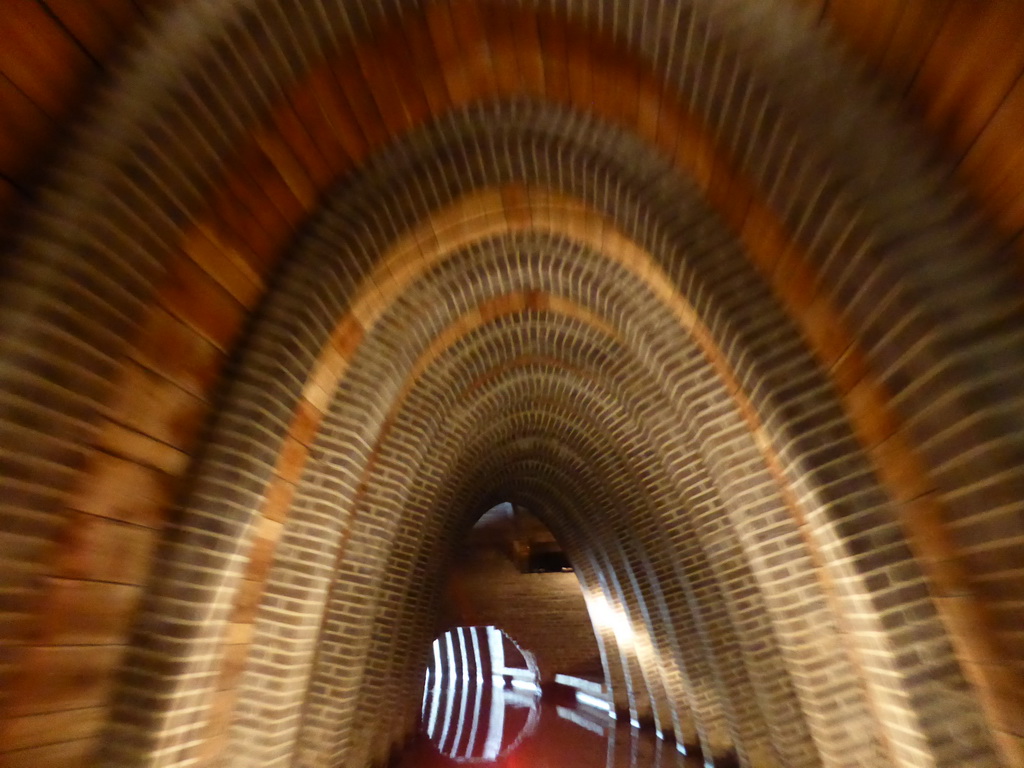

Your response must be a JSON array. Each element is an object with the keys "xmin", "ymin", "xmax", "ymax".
[{"xmin": 2, "ymin": 3, "xmax": 1024, "ymax": 768}]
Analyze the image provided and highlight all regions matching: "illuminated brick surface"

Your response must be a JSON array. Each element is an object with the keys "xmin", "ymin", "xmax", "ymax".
[{"xmin": 1, "ymin": 3, "xmax": 1023, "ymax": 768}]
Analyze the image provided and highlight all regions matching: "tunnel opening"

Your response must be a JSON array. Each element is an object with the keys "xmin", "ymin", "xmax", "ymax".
[
  {"xmin": 430, "ymin": 501, "xmax": 720, "ymax": 761},
  {"xmin": 397, "ymin": 501, "xmax": 709, "ymax": 765},
  {"xmin": 439, "ymin": 503, "xmax": 606, "ymax": 687}
]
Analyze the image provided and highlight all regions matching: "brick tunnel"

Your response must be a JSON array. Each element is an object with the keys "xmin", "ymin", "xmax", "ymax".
[{"xmin": 1, "ymin": 2, "xmax": 1023, "ymax": 767}]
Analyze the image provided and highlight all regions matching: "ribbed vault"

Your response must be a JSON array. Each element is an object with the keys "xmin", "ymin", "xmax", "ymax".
[
  {"xmin": 97, "ymin": 99, "xmax": 1001, "ymax": 767},
  {"xmin": 2, "ymin": 3, "xmax": 1024, "ymax": 768}
]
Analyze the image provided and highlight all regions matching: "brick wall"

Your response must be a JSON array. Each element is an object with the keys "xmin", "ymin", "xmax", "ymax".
[
  {"xmin": 438, "ymin": 507, "xmax": 604, "ymax": 683},
  {"xmin": 0, "ymin": 2, "xmax": 1022, "ymax": 768}
]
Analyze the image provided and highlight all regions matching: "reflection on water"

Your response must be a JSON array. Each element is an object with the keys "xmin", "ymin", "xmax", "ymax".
[
  {"xmin": 401, "ymin": 626, "xmax": 704, "ymax": 768},
  {"xmin": 399, "ymin": 693, "xmax": 704, "ymax": 768},
  {"xmin": 421, "ymin": 626, "xmax": 541, "ymax": 761},
  {"xmin": 425, "ymin": 675, "xmax": 542, "ymax": 761}
]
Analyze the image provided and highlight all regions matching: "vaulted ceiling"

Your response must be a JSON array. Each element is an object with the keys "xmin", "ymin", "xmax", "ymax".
[{"xmin": 1, "ymin": 3, "xmax": 1023, "ymax": 768}]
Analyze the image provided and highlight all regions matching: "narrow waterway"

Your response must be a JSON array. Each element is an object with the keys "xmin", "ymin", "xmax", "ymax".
[
  {"xmin": 395, "ymin": 626, "xmax": 707, "ymax": 767},
  {"xmin": 396, "ymin": 690, "xmax": 705, "ymax": 768},
  {"xmin": 396, "ymin": 673, "xmax": 705, "ymax": 768}
]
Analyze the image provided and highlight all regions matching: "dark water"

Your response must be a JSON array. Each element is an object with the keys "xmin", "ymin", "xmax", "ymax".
[
  {"xmin": 399, "ymin": 627, "xmax": 705, "ymax": 767},
  {"xmin": 396, "ymin": 683, "xmax": 705, "ymax": 768}
]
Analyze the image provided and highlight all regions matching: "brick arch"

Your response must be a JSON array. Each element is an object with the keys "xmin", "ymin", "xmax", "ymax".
[
  {"xmin": 226, "ymin": 303, "xmax": 761, "ymax": 765},
  {"xmin": 2, "ymin": 1, "xmax": 1022, "ymax": 767},
  {"xmin": 449, "ymin": 441, "xmax": 701, "ymax": 740},
  {"xmin": 262, "ymin": 162, "xmax": 991, "ymax": 768},
  {"xmin": 201, "ymin": 105, "xmax": 1024, "ymax": 765},
  {"xmin": 97, "ymin": 102, "xmax": 999, "ymax": 765},
  {"xmin": 296, "ymin": 409, "xmax": 753, "ymax": 768},
  {"xmin": 207, "ymin": 214, "xmax": 913, "ymax": 768},
  {"xmin": 282, "ymin": 307, "xmax": 872, "ymax": 768},
  {"xmin": 339, "ymin": 378, "xmax": 806, "ymax": 765}
]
